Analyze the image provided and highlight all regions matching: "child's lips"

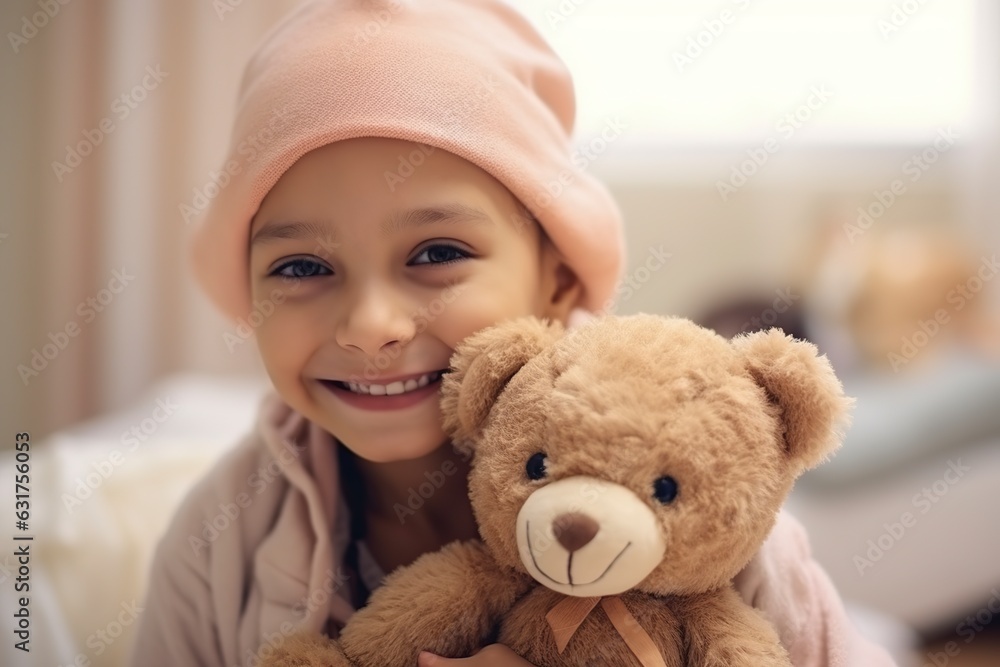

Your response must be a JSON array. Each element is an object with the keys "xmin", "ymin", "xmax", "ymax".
[
  {"xmin": 318, "ymin": 373, "xmax": 445, "ymax": 412},
  {"xmin": 327, "ymin": 369, "xmax": 446, "ymax": 393}
]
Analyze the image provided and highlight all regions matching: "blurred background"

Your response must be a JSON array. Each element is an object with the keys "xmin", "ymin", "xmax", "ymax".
[{"xmin": 1, "ymin": 1, "xmax": 998, "ymax": 665}]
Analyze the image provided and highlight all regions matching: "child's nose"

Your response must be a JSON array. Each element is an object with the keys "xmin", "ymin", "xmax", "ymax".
[{"xmin": 335, "ymin": 285, "xmax": 416, "ymax": 357}]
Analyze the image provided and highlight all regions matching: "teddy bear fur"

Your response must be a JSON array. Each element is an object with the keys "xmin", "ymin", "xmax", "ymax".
[{"xmin": 262, "ymin": 314, "xmax": 850, "ymax": 667}]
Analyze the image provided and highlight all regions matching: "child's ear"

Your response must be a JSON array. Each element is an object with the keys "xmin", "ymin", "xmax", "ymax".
[
  {"xmin": 731, "ymin": 328, "xmax": 853, "ymax": 475},
  {"xmin": 539, "ymin": 240, "xmax": 583, "ymax": 323},
  {"xmin": 441, "ymin": 317, "xmax": 564, "ymax": 450}
]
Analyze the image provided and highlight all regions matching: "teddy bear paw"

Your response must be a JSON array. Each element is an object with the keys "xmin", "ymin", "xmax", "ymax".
[{"xmin": 257, "ymin": 632, "xmax": 352, "ymax": 667}]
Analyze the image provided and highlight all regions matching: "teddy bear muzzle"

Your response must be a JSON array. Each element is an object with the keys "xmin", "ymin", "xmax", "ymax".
[{"xmin": 515, "ymin": 476, "xmax": 667, "ymax": 598}]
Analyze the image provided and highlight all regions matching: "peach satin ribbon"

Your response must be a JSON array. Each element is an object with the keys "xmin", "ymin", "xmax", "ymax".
[{"xmin": 545, "ymin": 595, "xmax": 667, "ymax": 667}]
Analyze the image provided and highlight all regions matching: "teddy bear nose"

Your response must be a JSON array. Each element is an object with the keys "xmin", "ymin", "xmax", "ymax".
[{"xmin": 552, "ymin": 512, "xmax": 600, "ymax": 552}]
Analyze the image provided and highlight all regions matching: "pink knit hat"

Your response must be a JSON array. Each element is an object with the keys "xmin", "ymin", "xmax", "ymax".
[{"xmin": 187, "ymin": 0, "xmax": 625, "ymax": 323}]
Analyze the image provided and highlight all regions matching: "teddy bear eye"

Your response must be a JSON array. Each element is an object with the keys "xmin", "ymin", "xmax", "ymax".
[
  {"xmin": 652, "ymin": 476, "xmax": 679, "ymax": 504},
  {"xmin": 525, "ymin": 452, "xmax": 547, "ymax": 481}
]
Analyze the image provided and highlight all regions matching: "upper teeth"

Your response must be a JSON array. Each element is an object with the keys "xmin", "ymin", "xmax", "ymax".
[{"xmin": 345, "ymin": 371, "xmax": 441, "ymax": 396}]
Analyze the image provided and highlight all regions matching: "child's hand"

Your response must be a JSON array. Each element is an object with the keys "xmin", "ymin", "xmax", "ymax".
[{"xmin": 418, "ymin": 645, "xmax": 535, "ymax": 667}]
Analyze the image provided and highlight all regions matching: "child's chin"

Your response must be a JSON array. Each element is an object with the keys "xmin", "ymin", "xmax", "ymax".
[{"xmin": 343, "ymin": 431, "xmax": 451, "ymax": 464}]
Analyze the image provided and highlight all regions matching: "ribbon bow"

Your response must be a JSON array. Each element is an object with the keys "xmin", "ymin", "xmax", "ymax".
[{"xmin": 545, "ymin": 595, "xmax": 667, "ymax": 667}]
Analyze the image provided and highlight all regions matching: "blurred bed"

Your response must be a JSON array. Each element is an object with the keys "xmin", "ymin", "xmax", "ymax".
[
  {"xmin": 789, "ymin": 346, "xmax": 1000, "ymax": 638},
  {"xmin": 0, "ymin": 373, "xmax": 270, "ymax": 667},
  {"xmin": 695, "ymin": 222, "xmax": 1000, "ymax": 657}
]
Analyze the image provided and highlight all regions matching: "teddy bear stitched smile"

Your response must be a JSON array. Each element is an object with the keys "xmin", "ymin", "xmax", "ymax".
[
  {"xmin": 519, "ymin": 476, "xmax": 659, "ymax": 594},
  {"xmin": 525, "ymin": 513, "xmax": 633, "ymax": 588}
]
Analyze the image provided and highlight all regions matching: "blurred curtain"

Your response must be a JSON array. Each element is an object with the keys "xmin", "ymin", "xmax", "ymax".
[
  {"xmin": 961, "ymin": 0, "xmax": 1000, "ymax": 281},
  {"xmin": 0, "ymin": 0, "xmax": 301, "ymax": 442}
]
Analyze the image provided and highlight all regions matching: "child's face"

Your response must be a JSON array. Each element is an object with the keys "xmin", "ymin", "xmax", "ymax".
[{"xmin": 248, "ymin": 137, "xmax": 578, "ymax": 462}]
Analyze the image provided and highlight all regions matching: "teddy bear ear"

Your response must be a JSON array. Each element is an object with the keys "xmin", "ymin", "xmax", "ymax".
[
  {"xmin": 441, "ymin": 317, "xmax": 564, "ymax": 451},
  {"xmin": 731, "ymin": 328, "xmax": 854, "ymax": 475}
]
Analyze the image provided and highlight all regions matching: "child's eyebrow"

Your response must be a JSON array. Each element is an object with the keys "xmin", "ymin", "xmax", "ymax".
[
  {"xmin": 380, "ymin": 203, "xmax": 495, "ymax": 236},
  {"xmin": 250, "ymin": 204, "xmax": 495, "ymax": 248},
  {"xmin": 249, "ymin": 220, "xmax": 329, "ymax": 248}
]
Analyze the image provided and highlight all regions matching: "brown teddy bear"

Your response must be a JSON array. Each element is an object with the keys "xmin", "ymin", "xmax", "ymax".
[{"xmin": 265, "ymin": 314, "xmax": 850, "ymax": 667}]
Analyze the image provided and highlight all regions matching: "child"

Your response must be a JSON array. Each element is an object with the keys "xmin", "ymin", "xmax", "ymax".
[{"xmin": 129, "ymin": 1, "xmax": 897, "ymax": 665}]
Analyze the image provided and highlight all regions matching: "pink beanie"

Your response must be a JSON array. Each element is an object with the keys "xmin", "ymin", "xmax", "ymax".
[{"xmin": 188, "ymin": 0, "xmax": 625, "ymax": 323}]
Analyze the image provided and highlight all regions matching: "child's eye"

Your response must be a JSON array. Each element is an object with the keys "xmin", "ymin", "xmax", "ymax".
[
  {"xmin": 270, "ymin": 258, "xmax": 332, "ymax": 279},
  {"xmin": 409, "ymin": 244, "xmax": 470, "ymax": 266}
]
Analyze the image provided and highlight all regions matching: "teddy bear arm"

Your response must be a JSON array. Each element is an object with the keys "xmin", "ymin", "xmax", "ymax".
[
  {"xmin": 681, "ymin": 587, "xmax": 792, "ymax": 667},
  {"xmin": 341, "ymin": 540, "xmax": 531, "ymax": 667}
]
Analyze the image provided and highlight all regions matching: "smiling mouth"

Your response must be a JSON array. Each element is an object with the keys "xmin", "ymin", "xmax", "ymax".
[
  {"xmin": 321, "ymin": 370, "xmax": 447, "ymax": 396},
  {"xmin": 525, "ymin": 520, "xmax": 632, "ymax": 587}
]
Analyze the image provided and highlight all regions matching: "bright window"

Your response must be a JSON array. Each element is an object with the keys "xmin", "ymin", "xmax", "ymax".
[{"xmin": 504, "ymin": 0, "xmax": 978, "ymax": 144}]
